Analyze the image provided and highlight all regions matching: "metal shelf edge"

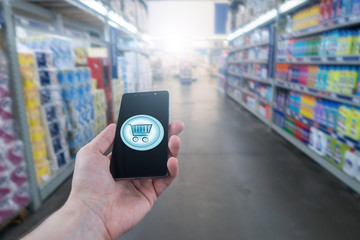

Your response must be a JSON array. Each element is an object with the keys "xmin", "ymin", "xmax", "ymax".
[
  {"xmin": 283, "ymin": 15, "xmax": 360, "ymax": 39},
  {"xmin": 228, "ymin": 71, "xmax": 273, "ymax": 84},
  {"xmin": 228, "ymin": 93, "xmax": 271, "ymax": 126},
  {"xmin": 274, "ymin": 81, "xmax": 360, "ymax": 107},
  {"xmin": 229, "ymin": 41, "xmax": 270, "ymax": 52},
  {"xmin": 39, "ymin": 161, "xmax": 75, "ymax": 200},
  {"xmin": 271, "ymin": 124, "xmax": 360, "ymax": 194}
]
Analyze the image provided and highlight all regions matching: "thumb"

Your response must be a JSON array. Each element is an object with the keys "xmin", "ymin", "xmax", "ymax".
[{"xmin": 88, "ymin": 123, "xmax": 117, "ymax": 154}]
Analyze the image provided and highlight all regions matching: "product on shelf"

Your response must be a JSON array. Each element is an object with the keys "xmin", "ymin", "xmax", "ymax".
[
  {"xmin": 230, "ymin": 28, "xmax": 270, "ymax": 49},
  {"xmin": 137, "ymin": 55, "xmax": 153, "ymax": 92},
  {"xmin": 35, "ymin": 51, "xmax": 70, "ymax": 171},
  {"xmin": 343, "ymin": 149, "xmax": 360, "ymax": 177},
  {"xmin": 18, "ymin": 51, "xmax": 51, "ymax": 184},
  {"xmin": 291, "ymin": 1, "xmax": 360, "ymax": 32},
  {"xmin": 275, "ymin": 88, "xmax": 360, "ymax": 179},
  {"xmin": 228, "ymin": 46, "xmax": 269, "ymax": 62},
  {"xmin": 229, "ymin": 63, "xmax": 269, "ymax": 79},
  {"xmin": 118, "ymin": 53, "xmax": 137, "ymax": 93},
  {"xmin": 0, "ymin": 50, "xmax": 30, "ymax": 225},
  {"xmin": 276, "ymin": 63, "xmax": 359, "ymax": 95},
  {"xmin": 112, "ymin": 78, "xmax": 124, "ymax": 123},
  {"xmin": 87, "ymin": 56, "xmax": 113, "ymax": 124},
  {"xmin": 92, "ymin": 83, "xmax": 107, "ymax": 136},
  {"xmin": 20, "ymin": 36, "xmax": 95, "ymax": 159},
  {"xmin": 278, "ymin": 28, "xmax": 360, "ymax": 58},
  {"xmin": 58, "ymin": 68, "xmax": 95, "ymax": 157}
]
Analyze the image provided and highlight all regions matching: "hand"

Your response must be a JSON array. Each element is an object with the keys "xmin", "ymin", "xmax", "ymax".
[{"xmin": 67, "ymin": 120, "xmax": 184, "ymax": 239}]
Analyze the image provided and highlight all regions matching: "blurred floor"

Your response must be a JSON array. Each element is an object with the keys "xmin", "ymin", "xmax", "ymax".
[{"xmin": 2, "ymin": 76, "xmax": 360, "ymax": 240}]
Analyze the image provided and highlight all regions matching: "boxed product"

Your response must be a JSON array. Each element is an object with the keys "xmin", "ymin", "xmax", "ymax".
[{"xmin": 0, "ymin": 50, "xmax": 30, "ymax": 225}]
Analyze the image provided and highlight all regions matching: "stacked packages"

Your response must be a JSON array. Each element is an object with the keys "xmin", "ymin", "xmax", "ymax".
[
  {"xmin": 18, "ymin": 51, "xmax": 51, "ymax": 184},
  {"xmin": 1, "ymin": 50, "xmax": 30, "ymax": 224}
]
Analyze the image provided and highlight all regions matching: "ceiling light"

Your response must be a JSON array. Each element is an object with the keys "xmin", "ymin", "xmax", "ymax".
[{"xmin": 279, "ymin": 0, "xmax": 309, "ymax": 14}]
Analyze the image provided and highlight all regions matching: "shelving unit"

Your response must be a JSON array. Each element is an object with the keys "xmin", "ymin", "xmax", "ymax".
[
  {"xmin": 228, "ymin": 93, "xmax": 272, "ymax": 126},
  {"xmin": 283, "ymin": 13, "xmax": 360, "ymax": 39},
  {"xmin": 275, "ymin": 81, "xmax": 360, "ymax": 106},
  {"xmin": 228, "ymin": 71, "xmax": 273, "ymax": 85},
  {"xmin": 226, "ymin": 4, "xmax": 276, "ymax": 130},
  {"xmin": 228, "ymin": 41, "xmax": 269, "ymax": 53},
  {"xmin": 0, "ymin": 0, "xmax": 149, "ymax": 212},
  {"xmin": 277, "ymin": 56, "xmax": 360, "ymax": 65},
  {"xmin": 226, "ymin": 0, "xmax": 360, "ymax": 194}
]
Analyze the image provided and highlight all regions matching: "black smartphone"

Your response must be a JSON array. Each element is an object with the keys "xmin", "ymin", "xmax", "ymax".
[{"xmin": 110, "ymin": 91, "xmax": 169, "ymax": 179}]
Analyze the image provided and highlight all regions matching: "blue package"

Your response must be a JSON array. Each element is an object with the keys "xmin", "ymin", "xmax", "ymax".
[
  {"xmin": 44, "ymin": 105, "xmax": 57, "ymax": 122},
  {"xmin": 35, "ymin": 51, "xmax": 53, "ymax": 68},
  {"xmin": 56, "ymin": 151, "xmax": 67, "ymax": 168},
  {"xmin": 49, "ymin": 121, "xmax": 60, "ymax": 137},
  {"xmin": 52, "ymin": 137, "xmax": 63, "ymax": 153}
]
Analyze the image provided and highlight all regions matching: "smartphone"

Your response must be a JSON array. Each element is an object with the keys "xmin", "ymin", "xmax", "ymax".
[{"xmin": 110, "ymin": 91, "xmax": 169, "ymax": 179}]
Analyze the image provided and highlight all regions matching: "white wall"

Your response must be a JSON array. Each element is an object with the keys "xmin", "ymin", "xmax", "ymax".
[{"xmin": 148, "ymin": 1, "xmax": 224, "ymax": 38}]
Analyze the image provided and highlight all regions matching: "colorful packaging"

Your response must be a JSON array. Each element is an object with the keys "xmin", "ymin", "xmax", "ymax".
[
  {"xmin": 343, "ymin": 149, "xmax": 359, "ymax": 177},
  {"xmin": 332, "ymin": 141, "xmax": 350, "ymax": 169},
  {"xmin": 337, "ymin": 105, "xmax": 351, "ymax": 135},
  {"xmin": 325, "ymin": 136, "xmax": 336, "ymax": 161},
  {"xmin": 349, "ymin": 108, "xmax": 360, "ymax": 140}
]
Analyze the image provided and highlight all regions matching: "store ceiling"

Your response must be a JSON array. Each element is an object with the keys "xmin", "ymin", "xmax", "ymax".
[{"xmin": 24, "ymin": 0, "xmax": 105, "ymax": 29}]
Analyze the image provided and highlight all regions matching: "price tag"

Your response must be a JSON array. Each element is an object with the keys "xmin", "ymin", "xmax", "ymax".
[
  {"xmin": 337, "ymin": 18, "xmax": 345, "ymax": 24},
  {"xmin": 347, "ymin": 141, "xmax": 355, "ymax": 149},
  {"xmin": 349, "ymin": 15, "xmax": 358, "ymax": 22},
  {"xmin": 354, "ymin": 97, "xmax": 360, "ymax": 104},
  {"xmin": 330, "ymin": 92, "xmax": 337, "ymax": 98},
  {"xmin": 331, "ymin": 133, "xmax": 337, "ymax": 138}
]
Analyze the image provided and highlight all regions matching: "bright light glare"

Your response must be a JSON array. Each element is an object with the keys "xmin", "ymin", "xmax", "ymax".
[
  {"xmin": 227, "ymin": 9, "xmax": 277, "ymax": 41},
  {"xmin": 79, "ymin": 0, "xmax": 107, "ymax": 16},
  {"xmin": 108, "ymin": 11, "xmax": 137, "ymax": 34},
  {"xmin": 279, "ymin": 0, "xmax": 309, "ymax": 13},
  {"xmin": 163, "ymin": 36, "xmax": 190, "ymax": 53}
]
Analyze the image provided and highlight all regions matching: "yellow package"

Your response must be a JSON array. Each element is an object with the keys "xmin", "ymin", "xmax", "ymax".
[
  {"xmin": 337, "ymin": 106, "xmax": 351, "ymax": 135},
  {"xmin": 349, "ymin": 109, "xmax": 360, "ymax": 140},
  {"xmin": 29, "ymin": 125, "xmax": 45, "ymax": 142}
]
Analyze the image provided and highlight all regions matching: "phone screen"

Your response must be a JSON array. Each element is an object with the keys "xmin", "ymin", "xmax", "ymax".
[{"xmin": 110, "ymin": 91, "xmax": 169, "ymax": 179}]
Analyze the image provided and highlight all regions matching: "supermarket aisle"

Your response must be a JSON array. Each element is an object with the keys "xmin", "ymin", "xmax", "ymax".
[
  {"xmin": 121, "ymin": 77, "xmax": 360, "ymax": 240},
  {"xmin": 2, "ymin": 76, "xmax": 360, "ymax": 240}
]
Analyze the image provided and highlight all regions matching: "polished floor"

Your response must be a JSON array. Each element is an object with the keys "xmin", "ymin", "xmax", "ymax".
[{"xmin": 2, "ymin": 76, "xmax": 360, "ymax": 240}]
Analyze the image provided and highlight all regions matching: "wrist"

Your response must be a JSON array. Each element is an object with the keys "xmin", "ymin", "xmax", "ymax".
[{"xmin": 61, "ymin": 195, "xmax": 111, "ymax": 240}]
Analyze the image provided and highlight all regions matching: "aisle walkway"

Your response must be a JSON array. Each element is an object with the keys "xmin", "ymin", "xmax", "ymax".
[
  {"xmin": 2, "ymin": 77, "xmax": 360, "ymax": 240},
  {"xmin": 122, "ymin": 77, "xmax": 360, "ymax": 240}
]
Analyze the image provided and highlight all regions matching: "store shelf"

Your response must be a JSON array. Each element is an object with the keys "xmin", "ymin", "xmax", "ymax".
[
  {"xmin": 39, "ymin": 161, "xmax": 75, "ymax": 200},
  {"xmin": 117, "ymin": 44, "xmax": 149, "ymax": 57},
  {"xmin": 283, "ymin": 14, "xmax": 360, "ymax": 39},
  {"xmin": 228, "ymin": 59, "xmax": 268, "ymax": 65},
  {"xmin": 271, "ymin": 124, "xmax": 360, "ymax": 194},
  {"xmin": 277, "ymin": 55, "xmax": 360, "ymax": 65},
  {"xmin": 274, "ymin": 104, "xmax": 360, "ymax": 151},
  {"xmin": 274, "ymin": 80, "xmax": 360, "ymax": 107},
  {"xmin": 227, "ymin": 92, "xmax": 271, "ymax": 126},
  {"xmin": 229, "ymin": 41, "xmax": 269, "ymax": 53},
  {"xmin": 228, "ymin": 71, "xmax": 273, "ymax": 85},
  {"xmin": 241, "ymin": 88, "xmax": 272, "ymax": 106}
]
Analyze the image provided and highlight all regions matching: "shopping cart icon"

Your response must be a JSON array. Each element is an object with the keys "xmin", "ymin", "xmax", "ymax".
[{"xmin": 129, "ymin": 124, "xmax": 152, "ymax": 143}]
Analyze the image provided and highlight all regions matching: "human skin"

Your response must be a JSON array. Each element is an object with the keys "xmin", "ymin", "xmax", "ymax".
[{"xmin": 23, "ymin": 120, "xmax": 184, "ymax": 240}]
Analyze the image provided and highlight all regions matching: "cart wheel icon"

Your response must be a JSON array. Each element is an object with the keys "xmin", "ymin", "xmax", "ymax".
[{"xmin": 120, "ymin": 114, "xmax": 164, "ymax": 151}]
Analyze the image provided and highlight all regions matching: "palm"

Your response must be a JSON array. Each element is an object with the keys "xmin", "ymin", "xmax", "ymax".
[{"xmin": 71, "ymin": 121, "xmax": 183, "ymax": 239}]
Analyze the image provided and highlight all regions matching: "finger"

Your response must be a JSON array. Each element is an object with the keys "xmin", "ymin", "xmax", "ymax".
[
  {"xmin": 169, "ymin": 135, "xmax": 181, "ymax": 158},
  {"xmin": 153, "ymin": 157, "xmax": 178, "ymax": 197},
  {"xmin": 169, "ymin": 120, "xmax": 184, "ymax": 137},
  {"xmin": 88, "ymin": 123, "xmax": 116, "ymax": 154}
]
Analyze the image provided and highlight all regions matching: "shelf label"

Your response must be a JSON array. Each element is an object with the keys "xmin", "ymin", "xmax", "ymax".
[{"xmin": 354, "ymin": 97, "xmax": 360, "ymax": 104}]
